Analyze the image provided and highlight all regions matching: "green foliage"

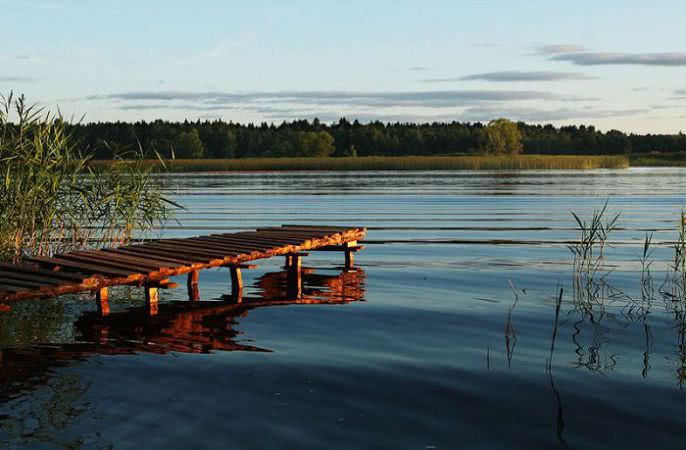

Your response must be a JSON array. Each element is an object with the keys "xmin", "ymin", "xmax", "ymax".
[
  {"xmin": 173, "ymin": 129, "xmax": 204, "ymax": 159},
  {"xmin": 66, "ymin": 118, "xmax": 686, "ymax": 159},
  {"xmin": 484, "ymin": 119, "xmax": 523, "ymax": 154},
  {"xmin": 0, "ymin": 93, "xmax": 176, "ymax": 262},
  {"xmin": 293, "ymin": 131, "xmax": 335, "ymax": 157},
  {"xmin": 199, "ymin": 124, "xmax": 236, "ymax": 158}
]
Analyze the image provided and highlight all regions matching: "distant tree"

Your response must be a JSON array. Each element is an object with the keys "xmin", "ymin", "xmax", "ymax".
[
  {"xmin": 293, "ymin": 131, "xmax": 335, "ymax": 157},
  {"xmin": 345, "ymin": 144, "xmax": 358, "ymax": 157},
  {"xmin": 173, "ymin": 129, "xmax": 204, "ymax": 159},
  {"xmin": 483, "ymin": 119, "xmax": 523, "ymax": 154}
]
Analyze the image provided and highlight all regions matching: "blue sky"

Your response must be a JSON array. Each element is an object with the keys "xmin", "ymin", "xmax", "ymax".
[{"xmin": 1, "ymin": 0, "xmax": 685, "ymax": 132}]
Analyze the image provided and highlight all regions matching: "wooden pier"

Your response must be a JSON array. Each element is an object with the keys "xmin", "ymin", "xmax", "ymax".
[{"xmin": 0, "ymin": 225, "xmax": 366, "ymax": 312}]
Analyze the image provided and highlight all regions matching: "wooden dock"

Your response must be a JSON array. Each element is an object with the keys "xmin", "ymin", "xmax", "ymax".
[{"xmin": 0, "ymin": 225, "xmax": 366, "ymax": 312}]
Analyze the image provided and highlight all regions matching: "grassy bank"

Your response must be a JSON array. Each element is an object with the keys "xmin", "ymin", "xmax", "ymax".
[
  {"xmin": 89, "ymin": 155, "xmax": 631, "ymax": 172},
  {"xmin": 629, "ymin": 152, "xmax": 686, "ymax": 167}
]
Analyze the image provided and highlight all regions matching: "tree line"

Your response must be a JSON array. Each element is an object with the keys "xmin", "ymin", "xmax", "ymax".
[{"xmin": 66, "ymin": 118, "xmax": 686, "ymax": 159}]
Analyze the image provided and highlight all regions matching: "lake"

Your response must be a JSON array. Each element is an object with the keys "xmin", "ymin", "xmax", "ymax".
[{"xmin": 1, "ymin": 168, "xmax": 685, "ymax": 449}]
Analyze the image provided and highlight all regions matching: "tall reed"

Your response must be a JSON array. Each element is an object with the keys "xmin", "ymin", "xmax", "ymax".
[
  {"xmin": 0, "ymin": 93, "xmax": 176, "ymax": 262},
  {"xmin": 568, "ymin": 200, "xmax": 620, "ymax": 277}
]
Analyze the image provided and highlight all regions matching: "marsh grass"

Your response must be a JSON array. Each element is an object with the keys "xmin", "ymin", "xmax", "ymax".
[
  {"xmin": 565, "ymin": 202, "xmax": 686, "ymax": 320},
  {"xmin": 659, "ymin": 212, "xmax": 686, "ymax": 302},
  {"xmin": 88, "ymin": 154, "xmax": 630, "ymax": 172},
  {"xmin": 0, "ymin": 93, "xmax": 176, "ymax": 262},
  {"xmin": 568, "ymin": 200, "xmax": 620, "ymax": 278}
]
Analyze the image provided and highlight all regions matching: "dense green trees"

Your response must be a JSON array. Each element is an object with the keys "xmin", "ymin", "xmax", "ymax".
[{"xmin": 66, "ymin": 118, "xmax": 686, "ymax": 159}]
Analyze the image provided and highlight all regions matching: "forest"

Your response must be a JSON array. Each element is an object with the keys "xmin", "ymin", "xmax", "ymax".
[{"xmin": 66, "ymin": 118, "xmax": 686, "ymax": 159}]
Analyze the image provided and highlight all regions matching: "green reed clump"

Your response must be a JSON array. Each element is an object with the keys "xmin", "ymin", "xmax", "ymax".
[
  {"xmin": 660, "ymin": 212, "xmax": 686, "ymax": 302},
  {"xmin": 568, "ymin": 200, "xmax": 620, "ymax": 277},
  {"xmin": 0, "ymin": 93, "xmax": 176, "ymax": 262}
]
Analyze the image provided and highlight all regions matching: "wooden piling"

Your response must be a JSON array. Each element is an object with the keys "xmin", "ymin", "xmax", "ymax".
[
  {"xmin": 230, "ymin": 266, "xmax": 243, "ymax": 303},
  {"xmin": 145, "ymin": 284, "xmax": 159, "ymax": 316},
  {"xmin": 96, "ymin": 287, "xmax": 110, "ymax": 316},
  {"xmin": 187, "ymin": 270, "xmax": 199, "ymax": 301}
]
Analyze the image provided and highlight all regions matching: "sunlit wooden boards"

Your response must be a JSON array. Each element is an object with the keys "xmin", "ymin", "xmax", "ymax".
[{"xmin": 0, "ymin": 225, "xmax": 366, "ymax": 303}]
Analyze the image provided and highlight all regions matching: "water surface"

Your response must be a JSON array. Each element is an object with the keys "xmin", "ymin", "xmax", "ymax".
[{"xmin": 1, "ymin": 168, "xmax": 685, "ymax": 449}]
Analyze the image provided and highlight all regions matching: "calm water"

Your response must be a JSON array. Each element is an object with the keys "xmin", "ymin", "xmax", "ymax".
[{"xmin": 1, "ymin": 168, "xmax": 685, "ymax": 449}]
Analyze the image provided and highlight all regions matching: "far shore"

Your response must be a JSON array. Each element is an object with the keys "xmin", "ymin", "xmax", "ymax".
[{"xmin": 87, "ymin": 153, "xmax": 685, "ymax": 173}]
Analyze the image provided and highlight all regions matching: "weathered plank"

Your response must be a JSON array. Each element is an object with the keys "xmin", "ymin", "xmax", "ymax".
[
  {"xmin": 0, "ymin": 262, "xmax": 89, "ymax": 282},
  {"xmin": 26, "ymin": 256, "xmax": 138, "ymax": 278}
]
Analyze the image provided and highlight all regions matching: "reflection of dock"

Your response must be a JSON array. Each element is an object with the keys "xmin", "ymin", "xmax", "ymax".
[
  {"xmin": 0, "ymin": 267, "xmax": 366, "ymax": 401},
  {"xmin": 81, "ymin": 267, "xmax": 367, "ymax": 354}
]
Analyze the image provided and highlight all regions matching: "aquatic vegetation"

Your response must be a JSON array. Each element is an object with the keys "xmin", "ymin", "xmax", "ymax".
[
  {"xmin": 565, "ymin": 205, "xmax": 686, "ymax": 323},
  {"xmin": 568, "ymin": 200, "xmax": 620, "ymax": 278},
  {"xmin": 88, "ymin": 154, "xmax": 631, "ymax": 172},
  {"xmin": 504, "ymin": 279, "xmax": 519, "ymax": 367},
  {"xmin": 639, "ymin": 233, "xmax": 655, "ymax": 303},
  {"xmin": 659, "ymin": 212, "xmax": 686, "ymax": 302},
  {"xmin": 0, "ymin": 93, "xmax": 177, "ymax": 262}
]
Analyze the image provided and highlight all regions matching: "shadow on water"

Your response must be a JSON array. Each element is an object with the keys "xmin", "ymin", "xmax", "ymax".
[{"xmin": 0, "ymin": 266, "xmax": 366, "ymax": 406}]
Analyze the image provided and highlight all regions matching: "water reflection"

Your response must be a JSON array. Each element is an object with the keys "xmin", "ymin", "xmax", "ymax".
[{"xmin": 0, "ymin": 267, "xmax": 366, "ymax": 405}]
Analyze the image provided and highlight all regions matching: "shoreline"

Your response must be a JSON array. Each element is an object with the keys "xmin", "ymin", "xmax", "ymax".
[
  {"xmin": 87, "ymin": 153, "xmax": 685, "ymax": 173},
  {"xmin": 88, "ymin": 155, "xmax": 646, "ymax": 172}
]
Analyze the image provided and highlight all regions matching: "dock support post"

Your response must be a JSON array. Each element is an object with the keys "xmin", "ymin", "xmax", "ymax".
[
  {"xmin": 187, "ymin": 270, "xmax": 200, "ymax": 302},
  {"xmin": 290, "ymin": 254, "xmax": 302, "ymax": 271},
  {"xmin": 344, "ymin": 241, "xmax": 358, "ymax": 270},
  {"xmin": 96, "ymin": 287, "xmax": 110, "ymax": 316},
  {"xmin": 230, "ymin": 266, "xmax": 243, "ymax": 303},
  {"xmin": 344, "ymin": 251, "xmax": 355, "ymax": 270},
  {"xmin": 145, "ymin": 284, "xmax": 159, "ymax": 316},
  {"xmin": 285, "ymin": 255, "xmax": 292, "ymax": 268},
  {"xmin": 286, "ymin": 265, "xmax": 302, "ymax": 300}
]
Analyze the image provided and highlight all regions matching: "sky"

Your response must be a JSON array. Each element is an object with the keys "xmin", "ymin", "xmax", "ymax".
[{"xmin": 1, "ymin": 0, "xmax": 685, "ymax": 133}]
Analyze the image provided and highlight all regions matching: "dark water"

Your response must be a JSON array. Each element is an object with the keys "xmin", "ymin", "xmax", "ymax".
[{"xmin": 1, "ymin": 168, "xmax": 685, "ymax": 449}]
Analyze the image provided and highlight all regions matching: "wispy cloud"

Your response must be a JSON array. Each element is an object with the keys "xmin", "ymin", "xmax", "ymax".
[
  {"xmin": 175, "ymin": 32, "xmax": 256, "ymax": 66},
  {"xmin": 459, "ymin": 105, "xmax": 649, "ymax": 122},
  {"xmin": 423, "ymin": 71, "xmax": 593, "ymax": 83},
  {"xmin": 0, "ymin": 76, "xmax": 36, "ymax": 82},
  {"xmin": 409, "ymin": 66, "xmax": 428, "ymax": 71},
  {"xmin": 552, "ymin": 52, "xmax": 686, "ymax": 66},
  {"xmin": 254, "ymin": 105, "xmax": 649, "ymax": 124},
  {"xmin": 103, "ymin": 90, "xmax": 644, "ymax": 125},
  {"xmin": 14, "ymin": 54, "xmax": 46, "ymax": 64},
  {"xmin": 535, "ymin": 44, "xmax": 587, "ymax": 55},
  {"xmin": 93, "ymin": 89, "xmax": 560, "ymax": 109}
]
